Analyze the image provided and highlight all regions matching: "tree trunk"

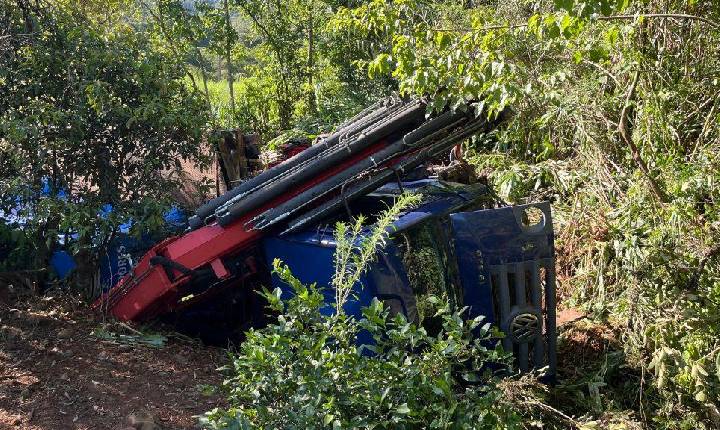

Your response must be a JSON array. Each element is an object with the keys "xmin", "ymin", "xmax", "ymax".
[
  {"xmin": 278, "ymin": 75, "xmax": 292, "ymax": 130},
  {"xmin": 223, "ymin": 0, "xmax": 236, "ymax": 121},
  {"xmin": 139, "ymin": 0, "xmax": 202, "ymax": 95},
  {"xmin": 196, "ymin": 48, "xmax": 211, "ymax": 106},
  {"xmin": 307, "ymin": 9, "xmax": 317, "ymax": 114},
  {"xmin": 618, "ymin": 70, "xmax": 668, "ymax": 203}
]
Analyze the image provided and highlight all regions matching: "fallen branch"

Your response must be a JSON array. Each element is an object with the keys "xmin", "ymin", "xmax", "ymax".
[{"xmin": 524, "ymin": 399, "xmax": 581, "ymax": 429}]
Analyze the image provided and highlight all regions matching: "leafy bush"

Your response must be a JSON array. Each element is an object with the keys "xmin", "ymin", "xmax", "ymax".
[
  {"xmin": 202, "ymin": 195, "xmax": 520, "ymax": 429},
  {"xmin": 0, "ymin": 220, "xmax": 34, "ymax": 273},
  {"xmin": 329, "ymin": 0, "xmax": 720, "ymax": 425},
  {"xmin": 202, "ymin": 261, "xmax": 518, "ymax": 430},
  {"xmin": 0, "ymin": 1, "xmax": 210, "ymax": 290}
]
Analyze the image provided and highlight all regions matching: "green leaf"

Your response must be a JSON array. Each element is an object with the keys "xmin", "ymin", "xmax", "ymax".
[
  {"xmin": 553, "ymin": 0, "xmax": 574, "ymax": 12},
  {"xmin": 395, "ymin": 403, "xmax": 411, "ymax": 414},
  {"xmin": 434, "ymin": 31, "xmax": 451, "ymax": 50}
]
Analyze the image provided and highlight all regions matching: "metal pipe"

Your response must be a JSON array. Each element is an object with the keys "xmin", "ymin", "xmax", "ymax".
[
  {"xmin": 215, "ymin": 102, "xmax": 427, "ymax": 227},
  {"xmin": 251, "ymin": 140, "xmax": 408, "ymax": 230},
  {"xmin": 250, "ymin": 111, "xmax": 465, "ymax": 230},
  {"xmin": 282, "ymin": 116, "xmax": 491, "ymax": 233},
  {"xmin": 188, "ymin": 96, "xmax": 406, "ymax": 229},
  {"xmin": 211, "ymin": 99, "xmax": 424, "ymax": 221}
]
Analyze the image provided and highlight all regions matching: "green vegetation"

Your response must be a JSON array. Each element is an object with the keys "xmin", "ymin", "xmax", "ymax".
[
  {"xmin": 329, "ymin": 1, "xmax": 720, "ymax": 427},
  {"xmin": 2, "ymin": 0, "xmax": 720, "ymax": 428},
  {"xmin": 201, "ymin": 195, "xmax": 521, "ymax": 429},
  {"xmin": 397, "ymin": 223, "xmax": 453, "ymax": 324},
  {"xmin": 0, "ymin": 0, "xmax": 210, "ymax": 291}
]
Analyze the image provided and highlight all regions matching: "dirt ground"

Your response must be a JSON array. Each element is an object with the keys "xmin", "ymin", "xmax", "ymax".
[
  {"xmin": 0, "ymin": 294, "xmax": 227, "ymax": 430},
  {"xmin": 0, "ymin": 289, "xmax": 596, "ymax": 430}
]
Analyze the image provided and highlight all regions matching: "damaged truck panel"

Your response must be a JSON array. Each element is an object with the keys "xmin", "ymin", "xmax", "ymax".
[{"xmin": 262, "ymin": 182, "xmax": 557, "ymax": 376}]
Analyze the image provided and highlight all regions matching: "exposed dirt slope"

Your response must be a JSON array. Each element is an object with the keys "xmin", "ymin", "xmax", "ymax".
[{"xmin": 0, "ymin": 295, "xmax": 227, "ymax": 430}]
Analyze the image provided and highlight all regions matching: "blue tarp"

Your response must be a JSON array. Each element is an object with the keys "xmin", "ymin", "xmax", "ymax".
[{"xmin": 0, "ymin": 178, "xmax": 187, "ymax": 284}]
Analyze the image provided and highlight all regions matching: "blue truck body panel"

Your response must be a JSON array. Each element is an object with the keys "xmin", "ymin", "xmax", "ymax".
[
  {"xmin": 260, "ymin": 181, "xmax": 557, "ymax": 375},
  {"xmin": 262, "ymin": 179, "xmax": 490, "ymax": 323},
  {"xmin": 450, "ymin": 203, "xmax": 555, "ymax": 323}
]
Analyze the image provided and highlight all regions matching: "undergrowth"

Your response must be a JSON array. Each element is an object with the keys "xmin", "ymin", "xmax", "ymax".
[{"xmin": 461, "ymin": 2, "xmax": 720, "ymax": 426}]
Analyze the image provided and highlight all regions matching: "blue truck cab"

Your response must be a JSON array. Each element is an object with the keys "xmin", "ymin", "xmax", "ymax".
[{"xmin": 263, "ymin": 179, "xmax": 557, "ymax": 376}]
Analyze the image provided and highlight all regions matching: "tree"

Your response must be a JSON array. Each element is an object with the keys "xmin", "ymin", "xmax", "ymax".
[
  {"xmin": 233, "ymin": 0, "xmax": 313, "ymax": 129},
  {"xmin": 139, "ymin": 0, "xmax": 213, "ymax": 107},
  {"xmin": 333, "ymin": 0, "xmax": 720, "ymax": 426},
  {"xmin": 0, "ymin": 0, "xmax": 211, "ymax": 292}
]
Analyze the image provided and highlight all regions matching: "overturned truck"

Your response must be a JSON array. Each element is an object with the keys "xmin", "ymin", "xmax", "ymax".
[{"xmin": 95, "ymin": 97, "xmax": 557, "ymax": 376}]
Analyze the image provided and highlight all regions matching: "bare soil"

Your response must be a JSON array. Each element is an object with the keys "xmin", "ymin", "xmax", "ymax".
[
  {"xmin": 557, "ymin": 317, "xmax": 619, "ymax": 373},
  {"xmin": 0, "ymin": 294, "xmax": 227, "ymax": 430},
  {"xmin": 0, "ymin": 289, "xmax": 600, "ymax": 430}
]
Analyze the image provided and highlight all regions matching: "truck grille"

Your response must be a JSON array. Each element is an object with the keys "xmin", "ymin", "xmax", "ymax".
[
  {"xmin": 489, "ymin": 258, "xmax": 556, "ymax": 375},
  {"xmin": 448, "ymin": 201, "xmax": 557, "ymax": 378}
]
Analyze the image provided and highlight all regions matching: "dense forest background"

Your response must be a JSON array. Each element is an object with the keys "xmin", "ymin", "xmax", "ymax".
[{"xmin": 2, "ymin": 0, "xmax": 720, "ymax": 428}]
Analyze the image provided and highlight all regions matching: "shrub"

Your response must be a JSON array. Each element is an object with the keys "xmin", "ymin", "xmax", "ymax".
[
  {"xmin": 201, "ymin": 261, "xmax": 518, "ymax": 430},
  {"xmin": 201, "ymin": 194, "xmax": 520, "ymax": 429}
]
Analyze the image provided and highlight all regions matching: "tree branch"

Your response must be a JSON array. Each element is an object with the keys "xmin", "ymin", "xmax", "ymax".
[
  {"xmin": 435, "ymin": 12, "xmax": 720, "ymax": 33},
  {"xmin": 138, "ymin": 0, "xmax": 200, "ymax": 95},
  {"xmin": 597, "ymin": 13, "xmax": 720, "ymax": 29},
  {"xmin": 618, "ymin": 70, "xmax": 669, "ymax": 203}
]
